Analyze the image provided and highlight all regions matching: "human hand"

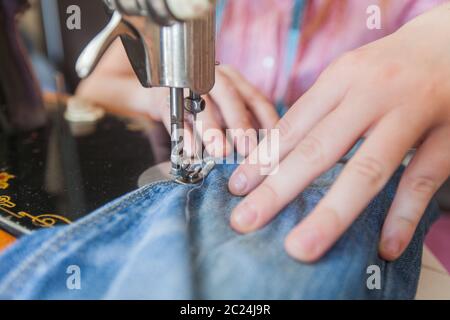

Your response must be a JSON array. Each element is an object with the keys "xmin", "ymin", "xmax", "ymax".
[
  {"xmin": 157, "ymin": 65, "xmax": 280, "ymax": 157},
  {"xmin": 228, "ymin": 4, "xmax": 450, "ymax": 262},
  {"xmin": 78, "ymin": 55, "xmax": 279, "ymax": 158}
]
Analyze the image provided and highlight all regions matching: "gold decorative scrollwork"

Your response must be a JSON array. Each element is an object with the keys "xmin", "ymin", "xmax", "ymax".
[
  {"xmin": 0, "ymin": 172, "xmax": 15, "ymax": 190},
  {"xmin": 17, "ymin": 212, "xmax": 72, "ymax": 228},
  {"xmin": 0, "ymin": 203, "xmax": 72, "ymax": 228},
  {"xmin": 0, "ymin": 196, "xmax": 16, "ymax": 209}
]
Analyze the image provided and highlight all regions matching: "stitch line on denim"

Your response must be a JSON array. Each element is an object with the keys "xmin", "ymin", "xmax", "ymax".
[
  {"xmin": 185, "ymin": 178, "xmax": 206, "ymax": 223},
  {"xmin": 184, "ymin": 180, "xmax": 209, "ymax": 299},
  {"xmin": 103, "ymin": 188, "xmax": 192, "ymax": 299},
  {"xmin": 11, "ymin": 181, "xmax": 175, "ymax": 293},
  {"xmin": 0, "ymin": 164, "xmax": 435, "ymax": 299},
  {"xmin": 0, "ymin": 191, "xmax": 156, "ymax": 296},
  {"xmin": 28, "ymin": 208, "xmax": 157, "ymax": 298},
  {"xmin": 104, "ymin": 219, "xmax": 191, "ymax": 299},
  {"xmin": 0, "ymin": 180, "xmax": 175, "ymax": 295},
  {"xmin": 0, "ymin": 185, "xmax": 169, "ymax": 297}
]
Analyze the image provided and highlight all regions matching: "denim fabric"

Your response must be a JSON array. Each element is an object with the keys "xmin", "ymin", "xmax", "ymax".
[{"xmin": 0, "ymin": 161, "xmax": 439, "ymax": 300}]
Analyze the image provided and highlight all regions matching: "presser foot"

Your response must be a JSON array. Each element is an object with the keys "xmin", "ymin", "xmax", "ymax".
[{"xmin": 172, "ymin": 158, "xmax": 216, "ymax": 185}]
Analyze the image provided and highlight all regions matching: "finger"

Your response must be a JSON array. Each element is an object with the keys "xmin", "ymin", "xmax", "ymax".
[
  {"xmin": 204, "ymin": 95, "xmax": 226, "ymax": 128},
  {"xmin": 209, "ymin": 70, "xmax": 258, "ymax": 157},
  {"xmin": 159, "ymin": 103, "xmax": 196, "ymax": 157},
  {"xmin": 379, "ymin": 125, "xmax": 450, "ymax": 261},
  {"xmin": 230, "ymin": 95, "xmax": 376, "ymax": 234},
  {"xmin": 285, "ymin": 106, "xmax": 433, "ymax": 262},
  {"xmin": 196, "ymin": 97, "xmax": 232, "ymax": 157},
  {"xmin": 219, "ymin": 65, "xmax": 280, "ymax": 129},
  {"xmin": 228, "ymin": 65, "xmax": 351, "ymax": 196}
]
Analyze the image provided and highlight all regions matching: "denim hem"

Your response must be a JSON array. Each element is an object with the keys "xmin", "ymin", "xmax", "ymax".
[
  {"xmin": 0, "ymin": 163, "xmax": 439, "ymax": 299},
  {"xmin": 0, "ymin": 180, "xmax": 175, "ymax": 296}
]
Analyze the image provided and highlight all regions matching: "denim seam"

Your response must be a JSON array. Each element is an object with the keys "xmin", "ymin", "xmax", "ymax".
[
  {"xmin": 103, "ymin": 196, "xmax": 189, "ymax": 299},
  {"xmin": 0, "ymin": 183, "xmax": 171, "ymax": 296},
  {"xmin": 0, "ymin": 200, "xmax": 148, "ymax": 296},
  {"xmin": 0, "ymin": 163, "xmax": 434, "ymax": 299},
  {"xmin": 184, "ymin": 181, "xmax": 206, "ymax": 299},
  {"xmin": 185, "ymin": 180, "xmax": 206, "ymax": 222},
  {"xmin": 0, "ymin": 180, "xmax": 174, "ymax": 295}
]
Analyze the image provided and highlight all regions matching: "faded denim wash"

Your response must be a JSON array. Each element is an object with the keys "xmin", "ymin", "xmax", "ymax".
[{"xmin": 0, "ymin": 159, "xmax": 440, "ymax": 299}]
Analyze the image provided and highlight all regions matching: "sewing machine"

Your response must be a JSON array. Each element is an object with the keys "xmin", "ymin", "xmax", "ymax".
[
  {"xmin": 1, "ymin": 0, "xmax": 214, "ymax": 236},
  {"xmin": 76, "ymin": 0, "xmax": 217, "ymax": 185}
]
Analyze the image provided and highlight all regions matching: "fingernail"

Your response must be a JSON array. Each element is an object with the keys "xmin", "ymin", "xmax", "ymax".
[
  {"xmin": 232, "ymin": 203, "xmax": 257, "ymax": 230},
  {"xmin": 381, "ymin": 238, "xmax": 401, "ymax": 258},
  {"xmin": 230, "ymin": 172, "xmax": 247, "ymax": 194},
  {"xmin": 286, "ymin": 229, "xmax": 320, "ymax": 261}
]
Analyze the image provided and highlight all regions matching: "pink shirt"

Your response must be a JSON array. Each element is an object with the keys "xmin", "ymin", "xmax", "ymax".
[{"xmin": 216, "ymin": 0, "xmax": 447, "ymax": 106}]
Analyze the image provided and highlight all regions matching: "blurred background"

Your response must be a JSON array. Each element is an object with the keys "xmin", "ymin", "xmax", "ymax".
[{"xmin": 20, "ymin": 0, "xmax": 108, "ymax": 92}]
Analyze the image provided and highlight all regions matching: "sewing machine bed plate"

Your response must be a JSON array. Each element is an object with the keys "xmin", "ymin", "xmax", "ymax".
[{"xmin": 0, "ymin": 108, "xmax": 162, "ymax": 236}]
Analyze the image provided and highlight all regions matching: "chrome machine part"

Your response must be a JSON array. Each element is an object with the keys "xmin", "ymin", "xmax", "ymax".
[
  {"xmin": 76, "ymin": 11, "xmax": 140, "ymax": 79},
  {"xmin": 169, "ymin": 87, "xmax": 185, "ymax": 176},
  {"xmin": 105, "ymin": 0, "xmax": 214, "ymax": 24},
  {"xmin": 185, "ymin": 91, "xmax": 206, "ymax": 115},
  {"xmin": 174, "ymin": 158, "xmax": 216, "ymax": 185},
  {"xmin": 76, "ymin": 0, "xmax": 216, "ymax": 184},
  {"xmin": 170, "ymin": 87, "xmax": 215, "ymax": 185}
]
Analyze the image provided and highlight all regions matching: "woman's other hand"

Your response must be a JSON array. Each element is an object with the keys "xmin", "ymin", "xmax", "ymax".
[{"xmin": 228, "ymin": 4, "xmax": 450, "ymax": 262}]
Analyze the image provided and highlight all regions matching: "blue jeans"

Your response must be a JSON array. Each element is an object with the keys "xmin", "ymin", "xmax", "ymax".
[{"xmin": 0, "ymin": 160, "xmax": 439, "ymax": 299}]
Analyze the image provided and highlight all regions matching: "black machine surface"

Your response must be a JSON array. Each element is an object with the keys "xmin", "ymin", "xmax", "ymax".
[
  {"xmin": 0, "ymin": 102, "xmax": 169, "ymax": 236},
  {"xmin": 0, "ymin": 0, "xmax": 169, "ymax": 236}
]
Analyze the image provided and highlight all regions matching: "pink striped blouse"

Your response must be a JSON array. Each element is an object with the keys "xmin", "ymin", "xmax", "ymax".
[{"xmin": 216, "ymin": 0, "xmax": 447, "ymax": 106}]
